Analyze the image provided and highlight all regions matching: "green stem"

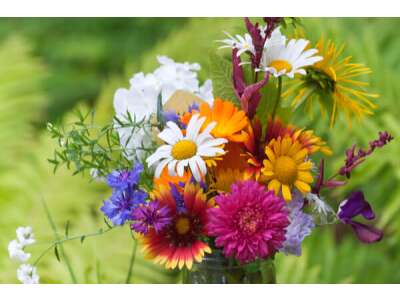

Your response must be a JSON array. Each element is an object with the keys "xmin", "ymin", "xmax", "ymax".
[
  {"xmin": 41, "ymin": 198, "xmax": 78, "ymax": 283},
  {"xmin": 32, "ymin": 211, "xmax": 115, "ymax": 269},
  {"xmin": 125, "ymin": 232, "xmax": 138, "ymax": 283},
  {"xmin": 271, "ymin": 77, "xmax": 282, "ymax": 121}
]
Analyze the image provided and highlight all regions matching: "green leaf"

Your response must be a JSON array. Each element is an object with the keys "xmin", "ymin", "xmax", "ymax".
[
  {"xmin": 54, "ymin": 245, "xmax": 61, "ymax": 262},
  {"xmin": 208, "ymin": 51, "xmax": 239, "ymax": 104},
  {"xmin": 65, "ymin": 220, "xmax": 70, "ymax": 238}
]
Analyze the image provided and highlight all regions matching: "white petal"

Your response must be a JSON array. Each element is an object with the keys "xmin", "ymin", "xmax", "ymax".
[
  {"xmin": 155, "ymin": 158, "xmax": 172, "ymax": 178},
  {"xmin": 189, "ymin": 158, "xmax": 202, "ymax": 182},
  {"xmin": 198, "ymin": 146, "xmax": 224, "ymax": 157},
  {"xmin": 146, "ymin": 147, "xmax": 172, "ymax": 166},
  {"xmin": 177, "ymin": 159, "xmax": 189, "ymax": 177},
  {"xmin": 158, "ymin": 128, "xmax": 179, "ymax": 145},
  {"xmin": 194, "ymin": 156, "xmax": 207, "ymax": 176},
  {"xmin": 198, "ymin": 138, "xmax": 227, "ymax": 149},
  {"xmin": 168, "ymin": 160, "xmax": 178, "ymax": 177},
  {"xmin": 166, "ymin": 121, "xmax": 183, "ymax": 140},
  {"xmin": 186, "ymin": 114, "xmax": 205, "ymax": 140}
]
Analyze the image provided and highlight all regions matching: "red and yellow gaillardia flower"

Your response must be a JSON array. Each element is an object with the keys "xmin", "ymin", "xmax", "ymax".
[
  {"xmin": 261, "ymin": 136, "xmax": 314, "ymax": 201},
  {"xmin": 140, "ymin": 182, "xmax": 213, "ymax": 270},
  {"xmin": 266, "ymin": 118, "xmax": 332, "ymax": 156}
]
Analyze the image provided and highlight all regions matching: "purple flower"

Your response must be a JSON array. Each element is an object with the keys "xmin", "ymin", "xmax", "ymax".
[
  {"xmin": 339, "ymin": 131, "xmax": 393, "ymax": 178},
  {"xmin": 170, "ymin": 183, "xmax": 186, "ymax": 213},
  {"xmin": 162, "ymin": 110, "xmax": 181, "ymax": 124},
  {"xmin": 106, "ymin": 163, "xmax": 143, "ymax": 191},
  {"xmin": 244, "ymin": 17, "xmax": 282, "ymax": 68},
  {"xmin": 281, "ymin": 194, "xmax": 315, "ymax": 256},
  {"xmin": 131, "ymin": 201, "xmax": 172, "ymax": 234},
  {"xmin": 101, "ymin": 189, "xmax": 147, "ymax": 226},
  {"xmin": 188, "ymin": 103, "xmax": 199, "ymax": 113},
  {"xmin": 232, "ymin": 48, "xmax": 269, "ymax": 119},
  {"xmin": 338, "ymin": 191, "xmax": 383, "ymax": 243}
]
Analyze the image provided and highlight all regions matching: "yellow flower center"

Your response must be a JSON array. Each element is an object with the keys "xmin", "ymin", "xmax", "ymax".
[
  {"xmin": 270, "ymin": 60, "xmax": 292, "ymax": 72},
  {"xmin": 171, "ymin": 140, "xmax": 197, "ymax": 160},
  {"xmin": 274, "ymin": 156, "xmax": 298, "ymax": 184},
  {"xmin": 175, "ymin": 217, "xmax": 190, "ymax": 235}
]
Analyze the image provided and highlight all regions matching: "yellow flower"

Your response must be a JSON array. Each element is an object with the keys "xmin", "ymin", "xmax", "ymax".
[
  {"xmin": 181, "ymin": 98, "xmax": 249, "ymax": 142},
  {"xmin": 261, "ymin": 137, "xmax": 313, "ymax": 201},
  {"xmin": 283, "ymin": 37, "xmax": 378, "ymax": 127}
]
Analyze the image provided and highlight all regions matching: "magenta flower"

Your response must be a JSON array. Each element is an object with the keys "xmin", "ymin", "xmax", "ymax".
[
  {"xmin": 337, "ymin": 191, "xmax": 383, "ymax": 243},
  {"xmin": 207, "ymin": 180, "xmax": 289, "ymax": 264}
]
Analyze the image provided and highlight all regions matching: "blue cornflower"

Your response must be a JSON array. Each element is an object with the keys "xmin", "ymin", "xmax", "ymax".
[
  {"xmin": 101, "ymin": 189, "xmax": 147, "ymax": 226},
  {"xmin": 106, "ymin": 163, "xmax": 143, "ymax": 191}
]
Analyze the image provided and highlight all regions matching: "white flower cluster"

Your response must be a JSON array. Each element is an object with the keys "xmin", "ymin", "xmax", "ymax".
[
  {"xmin": 113, "ymin": 55, "xmax": 214, "ymax": 160},
  {"xmin": 219, "ymin": 25, "xmax": 322, "ymax": 78},
  {"xmin": 305, "ymin": 193, "xmax": 337, "ymax": 225},
  {"xmin": 7, "ymin": 226, "xmax": 39, "ymax": 284}
]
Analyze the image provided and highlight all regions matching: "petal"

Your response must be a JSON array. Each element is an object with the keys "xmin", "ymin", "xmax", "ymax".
[
  {"xmin": 282, "ymin": 184, "xmax": 292, "ymax": 201},
  {"xmin": 293, "ymin": 148, "xmax": 308, "ymax": 162},
  {"xmin": 338, "ymin": 191, "xmax": 375, "ymax": 221},
  {"xmin": 265, "ymin": 147, "xmax": 276, "ymax": 163},
  {"xmin": 158, "ymin": 129, "xmax": 179, "ymax": 145},
  {"xmin": 297, "ymin": 171, "xmax": 314, "ymax": 183},
  {"xmin": 294, "ymin": 180, "xmax": 311, "ymax": 194},
  {"xmin": 166, "ymin": 121, "xmax": 183, "ymax": 140},
  {"xmin": 268, "ymin": 179, "xmax": 281, "ymax": 195},
  {"xmin": 193, "ymin": 156, "xmax": 207, "ymax": 176},
  {"xmin": 297, "ymin": 161, "xmax": 313, "ymax": 171},
  {"xmin": 349, "ymin": 221, "xmax": 383, "ymax": 244},
  {"xmin": 155, "ymin": 158, "xmax": 172, "ymax": 178},
  {"xmin": 168, "ymin": 160, "xmax": 178, "ymax": 177}
]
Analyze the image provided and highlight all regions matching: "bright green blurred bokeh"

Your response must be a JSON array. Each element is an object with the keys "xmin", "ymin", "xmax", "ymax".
[{"xmin": 0, "ymin": 18, "xmax": 399, "ymax": 283}]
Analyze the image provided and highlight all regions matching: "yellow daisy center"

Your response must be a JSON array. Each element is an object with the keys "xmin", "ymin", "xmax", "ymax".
[
  {"xmin": 175, "ymin": 217, "xmax": 190, "ymax": 235},
  {"xmin": 171, "ymin": 140, "xmax": 197, "ymax": 160},
  {"xmin": 270, "ymin": 59, "xmax": 292, "ymax": 72},
  {"xmin": 274, "ymin": 156, "xmax": 298, "ymax": 185}
]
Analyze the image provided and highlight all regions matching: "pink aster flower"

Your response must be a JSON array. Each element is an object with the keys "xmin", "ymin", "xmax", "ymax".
[{"xmin": 207, "ymin": 180, "xmax": 289, "ymax": 264}]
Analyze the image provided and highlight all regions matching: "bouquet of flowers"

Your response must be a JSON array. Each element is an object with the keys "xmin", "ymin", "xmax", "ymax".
[{"xmin": 9, "ymin": 17, "xmax": 393, "ymax": 284}]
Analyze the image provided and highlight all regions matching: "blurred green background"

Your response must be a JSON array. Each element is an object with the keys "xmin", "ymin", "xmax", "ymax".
[{"xmin": 0, "ymin": 18, "xmax": 399, "ymax": 283}]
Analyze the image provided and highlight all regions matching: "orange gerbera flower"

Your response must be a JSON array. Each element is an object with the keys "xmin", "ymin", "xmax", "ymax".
[
  {"xmin": 181, "ymin": 98, "xmax": 249, "ymax": 142},
  {"xmin": 140, "ymin": 183, "xmax": 213, "ymax": 270}
]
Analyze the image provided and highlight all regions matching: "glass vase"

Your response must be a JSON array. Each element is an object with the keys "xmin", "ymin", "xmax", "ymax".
[{"xmin": 182, "ymin": 250, "xmax": 276, "ymax": 284}]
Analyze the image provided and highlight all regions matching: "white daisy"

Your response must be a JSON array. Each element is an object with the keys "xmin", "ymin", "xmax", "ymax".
[
  {"xmin": 146, "ymin": 114, "xmax": 227, "ymax": 181},
  {"xmin": 259, "ymin": 35, "xmax": 322, "ymax": 78},
  {"xmin": 218, "ymin": 32, "xmax": 255, "ymax": 56}
]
